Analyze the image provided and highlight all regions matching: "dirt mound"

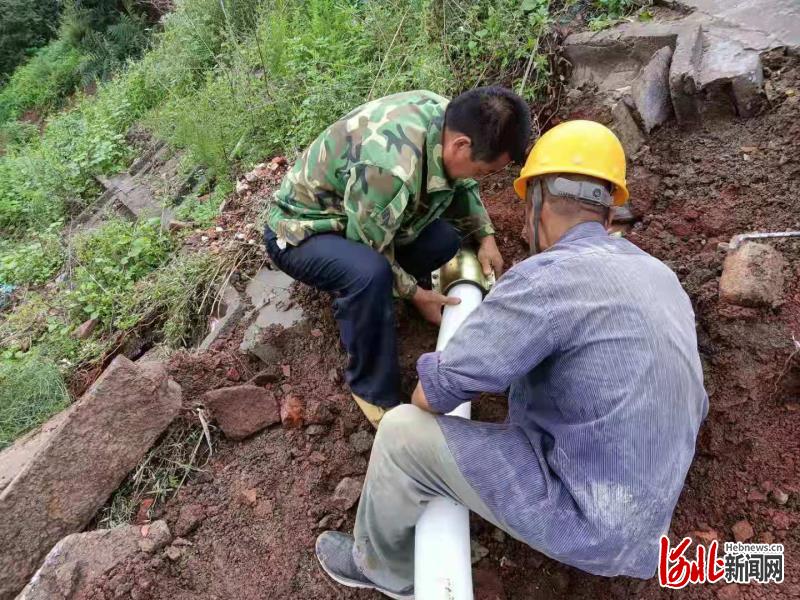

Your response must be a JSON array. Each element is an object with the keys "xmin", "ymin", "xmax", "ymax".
[{"xmin": 85, "ymin": 56, "xmax": 799, "ymax": 600}]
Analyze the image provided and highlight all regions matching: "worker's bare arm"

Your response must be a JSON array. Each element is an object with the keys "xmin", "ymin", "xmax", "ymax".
[{"xmin": 411, "ymin": 380, "xmax": 433, "ymax": 412}]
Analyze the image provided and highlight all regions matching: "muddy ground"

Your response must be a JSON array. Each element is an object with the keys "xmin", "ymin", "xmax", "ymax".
[{"xmin": 86, "ymin": 55, "xmax": 799, "ymax": 599}]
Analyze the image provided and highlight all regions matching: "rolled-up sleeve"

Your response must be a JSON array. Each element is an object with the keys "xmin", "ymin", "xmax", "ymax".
[{"xmin": 417, "ymin": 269, "xmax": 555, "ymax": 414}]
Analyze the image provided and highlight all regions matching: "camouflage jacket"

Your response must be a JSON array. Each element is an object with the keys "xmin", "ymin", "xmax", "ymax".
[{"xmin": 266, "ymin": 90, "xmax": 495, "ymax": 298}]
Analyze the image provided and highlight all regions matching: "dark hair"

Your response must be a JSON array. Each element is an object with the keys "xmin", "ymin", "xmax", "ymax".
[{"xmin": 444, "ymin": 86, "xmax": 531, "ymax": 165}]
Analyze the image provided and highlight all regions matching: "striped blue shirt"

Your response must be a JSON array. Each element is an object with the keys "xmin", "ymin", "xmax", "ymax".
[{"xmin": 416, "ymin": 221, "xmax": 708, "ymax": 578}]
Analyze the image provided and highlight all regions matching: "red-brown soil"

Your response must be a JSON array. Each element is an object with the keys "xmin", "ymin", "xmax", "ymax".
[{"xmin": 86, "ymin": 55, "xmax": 799, "ymax": 600}]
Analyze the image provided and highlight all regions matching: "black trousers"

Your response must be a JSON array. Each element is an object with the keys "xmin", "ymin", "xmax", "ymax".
[{"xmin": 263, "ymin": 220, "xmax": 460, "ymax": 407}]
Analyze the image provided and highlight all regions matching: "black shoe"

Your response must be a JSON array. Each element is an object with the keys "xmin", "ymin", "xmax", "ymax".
[{"xmin": 315, "ymin": 531, "xmax": 414, "ymax": 600}]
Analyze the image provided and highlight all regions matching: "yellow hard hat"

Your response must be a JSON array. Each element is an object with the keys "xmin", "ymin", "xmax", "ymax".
[{"xmin": 513, "ymin": 120, "xmax": 629, "ymax": 206}]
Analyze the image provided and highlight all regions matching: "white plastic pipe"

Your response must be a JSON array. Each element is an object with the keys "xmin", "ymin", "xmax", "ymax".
[{"xmin": 414, "ymin": 282, "xmax": 483, "ymax": 600}]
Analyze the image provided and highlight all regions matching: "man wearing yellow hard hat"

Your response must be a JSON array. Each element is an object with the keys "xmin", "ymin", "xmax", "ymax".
[{"xmin": 316, "ymin": 121, "xmax": 708, "ymax": 597}]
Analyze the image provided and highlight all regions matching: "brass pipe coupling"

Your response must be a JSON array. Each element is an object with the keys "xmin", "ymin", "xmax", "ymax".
[{"xmin": 433, "ymin": 248, "xmax": 494, "ymax": 296}]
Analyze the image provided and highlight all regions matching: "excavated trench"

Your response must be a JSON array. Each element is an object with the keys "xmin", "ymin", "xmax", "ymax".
[{"xmin": 78, "ymin": 53, "xmax": 800, "ymax": 600}]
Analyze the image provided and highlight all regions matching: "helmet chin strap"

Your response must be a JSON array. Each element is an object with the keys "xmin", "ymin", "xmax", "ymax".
[{"xmin": 527, "ymin": 180, "xmax": 544, "ymax": 255}]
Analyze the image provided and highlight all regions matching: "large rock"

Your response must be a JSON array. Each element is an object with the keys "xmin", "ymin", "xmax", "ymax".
[
  {"xmin": 17, "ymin": 521, "xmax": 171, "ymax": 600},
  {"xmin": 632, "ymin": 46, "xmax": 674, "ymax": 132},
  {"xmin": 0, "ymin": 356, "xmax": 181, "ymax": 599},
  {"xmin": 563, "ymin": 1, "xmax": 779, "ymax": 127},
  {"xmin": 719, "ymin": 242, "xmax": 786, "ymax": 308},
  {"xmin": 202, "ymin": 385, "xmax": 280, "ymax": 440},
  {"xmin": 332, "ymin": 477, "xmax": 363, "ymax": 512}
]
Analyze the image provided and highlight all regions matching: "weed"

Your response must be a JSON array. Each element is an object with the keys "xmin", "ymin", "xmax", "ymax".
[
  {"xmin": 66, "ymin": 218, "xmax": 173, "ymax": 328},
  {"xmin": 0, "ymin": 224, "xmax": 65, "ymax": 286},
  {"xmin": 588, "ymin": 0, "xmax": 651, "ymax": 30},
  {"xmin": 123, "ymin": 250, "xmax": 226, "ymax": 347},
  {"xmin": 0, "ymin": 354, "xmax": 71, "ymax": 449},
  {"xmin": 173, "ymin": 193, "xmax": 224, "ymax": 227},
  {"xmin": 98, "ymin": 419, "xmax": 212, "ymax": 528}
]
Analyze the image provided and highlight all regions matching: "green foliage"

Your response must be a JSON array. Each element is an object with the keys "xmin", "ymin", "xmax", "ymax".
[
  {"xmin": 588, "ymin": 0, "xmax": 650, "ymax": 30},
  {"xmin": 67, "ymin": 219, "xmax": 173, "ymax": 327},
  {"xmin": 74, "ymin": 12, "xmax": 151, "ymax": 84},
  {"xmin": 0, "ymin": 41, "xmax": 85, "ymax": 124},
  {"xmin": 0, "ymin": 118, "xmax": 39, "ymax": 147},
  {"xmin": 0, "ymin": 225, "xmax": 65, "ymax": 286},
  {"xmin": 0, "ymin": 75, "xmax": 153, "ymax": 233},
  {"xmin": 174, "ymin": 192, "xmax": 225, "ymax": 227},
  {"xmin": 0, "ymin": 288, "xmax": 112, "ymax": 372},
  {"xmin": 147, "ymin": 0, "xmax": 547, "ymax": 182},
  {"xmin": 0, "ymin": 354, "xmax": 70, "ymax": 449},
  {"xmin": 0, "ymin": 0, "xmax": 61, "ymax": 78},
  {"xmin": 124, "ymin": 251, "xmax": 224, "ymax": 347}
]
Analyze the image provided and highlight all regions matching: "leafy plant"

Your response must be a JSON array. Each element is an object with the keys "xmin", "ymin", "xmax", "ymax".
[
  {"xmin": 66, "ymin": 219, "xmax": 173, "ymax": 327},
  {"xmin": 588, "ymin": 0, "xmax": 651, "ymax": 30},
  {"xmin": 0, "ymin": 225, "xmax": 65, "ymax": 286}
]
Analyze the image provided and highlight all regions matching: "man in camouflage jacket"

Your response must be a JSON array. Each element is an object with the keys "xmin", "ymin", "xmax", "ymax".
[{"xmin": 264, "ymin": 87, "xmax": 530, "ymax": 423}]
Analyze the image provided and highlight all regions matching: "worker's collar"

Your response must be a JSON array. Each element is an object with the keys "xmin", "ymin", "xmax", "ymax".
[
  {"xmin": 424, "ymin": 116, "xmax": 453, "ymax": 194},
  {"xmin": 553, "ymin": 221, "xmax": 609, "ymax": 246}
]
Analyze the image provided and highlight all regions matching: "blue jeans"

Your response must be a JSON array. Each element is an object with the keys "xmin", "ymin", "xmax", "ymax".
[{"xmin": 263, "ymin": 220, "xmax": 460, "ymax": 407}]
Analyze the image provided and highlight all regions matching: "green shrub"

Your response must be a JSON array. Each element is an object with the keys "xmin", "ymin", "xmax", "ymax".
[
  {"xmin": 0, "ymin": 40, "xmax": 85, "ymax": 124},
  {"xmin": 67, "ymin": 218, "xmax": 173, "ymax": 327},
  {"xmin": 0, "ymin": 225, "xmax": 64, "ymax": 286},
  {"xmin": 0, "ymin": 354, "xmax": 70, "ymax": 449},
  {"xmin": 75, "ymin": 12, "xmax": 151, "ymax": 84}
]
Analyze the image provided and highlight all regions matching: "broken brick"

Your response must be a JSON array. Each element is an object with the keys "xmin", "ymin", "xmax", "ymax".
[{"xmin": 281, "ymin": 394, "xmax": 305, "ymax": 429}]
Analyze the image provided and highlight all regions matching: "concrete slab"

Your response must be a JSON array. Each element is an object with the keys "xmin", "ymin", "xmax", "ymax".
[
  {"xmin": 245, "ymin": 268, "xmax": 303, "ymax": 330},
  {"xmin": 239, "ymin": 268, "xmax": 305, "ymax": 359},
  {"xmin": 680, "ymin": 0, "xmax": 800, "ymax": 52}
]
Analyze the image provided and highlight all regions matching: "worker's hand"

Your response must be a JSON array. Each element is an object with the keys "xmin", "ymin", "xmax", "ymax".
[
  {"xmin": 411, "ymin": 286, "xmax": 460, "ymax": 326},
  {"xmin": 477, "ymin": 235, "xmax": 504, "ymax": 278}
]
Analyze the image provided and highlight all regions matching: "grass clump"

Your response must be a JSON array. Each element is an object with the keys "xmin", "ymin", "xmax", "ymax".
[
  {"xmin": 0, "ymin": 354, "xmax": 71, "ymax": 449},
  {"xmin": 123, "ymin": 250, "xmax": 228, "ymax": 347},
  {"xmin": 98, "ymin": 421, "xmax": 211, "ymax": 528}
]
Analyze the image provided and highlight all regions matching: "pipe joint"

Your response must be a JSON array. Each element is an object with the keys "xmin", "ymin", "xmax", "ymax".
[{"xmin": 434, "ymin": 249, "xmax": 494, "ymax": 296}]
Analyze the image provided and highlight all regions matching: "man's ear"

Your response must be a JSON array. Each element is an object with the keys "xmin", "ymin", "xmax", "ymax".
[{"xmin": 453, "ymin": 134, "xmax": 472, "ymax": 153}]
